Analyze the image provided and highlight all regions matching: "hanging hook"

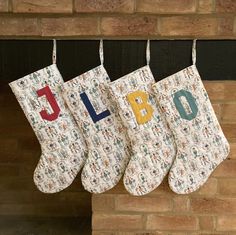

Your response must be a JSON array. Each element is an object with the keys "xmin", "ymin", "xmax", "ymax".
[
  {"xmin": 146, "ymin": 39, "xmax": 150, "ymax": 66},
  {"xmin": 99, "ymin": 39, "xmax": 104, "ymax": 65},
  {"xmin": 192, "ymin": 39, "xmax": 197, "ymax": 65},
  {"xmin": 52, "ymin": 39, "xmax": 57, "ymax": 64}
]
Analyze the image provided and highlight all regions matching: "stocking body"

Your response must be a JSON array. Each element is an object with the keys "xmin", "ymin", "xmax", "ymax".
[
  {"xmin": 153, "ymin": 65, "xmax": 230, "ymax": 194},
  {"xmin": 109, "ymin": 65, "xmax": 176, "ymax": 195},
  {"xmin": 62, "ymin": 65, "xmax": 131, "ymax": 193},
  {"xmin": 9, "ymin": 64, "xmax": 87, "ymax": 193}
]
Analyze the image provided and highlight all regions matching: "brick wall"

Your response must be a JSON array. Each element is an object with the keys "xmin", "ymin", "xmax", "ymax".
[
  {"xmin": 92, "ymin": 81, "xmax": 236, "ymax": 234},
  {"xmin": 0, "ymin": 0, "xmax": 236, "ymax": 234},
  {"xmin": 0, "ymin": 0, "xmax": 235, "ymax": 38}
]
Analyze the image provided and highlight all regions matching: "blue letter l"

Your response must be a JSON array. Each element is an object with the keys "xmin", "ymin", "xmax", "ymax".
[{"xmin": 80, "ymin": 92, "xmax": 111, "ymax": 123}]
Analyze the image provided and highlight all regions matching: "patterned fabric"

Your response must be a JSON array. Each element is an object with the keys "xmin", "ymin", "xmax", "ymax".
[
  {"xmin": 153, "ymin": 65, "xmax": 230, "ymax": 194},
  {"xmin": 9, "ymin": 64, "xmax": 87, "ymax": 193},
  {"xmin": 62, "ymin": 65, "xmax": 131, "ymax": 194},
  {"xmin": 109, "ymin": 65, "xmax": 176, "ymax": 196}
]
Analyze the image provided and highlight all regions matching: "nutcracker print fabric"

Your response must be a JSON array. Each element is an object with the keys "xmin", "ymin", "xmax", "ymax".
[
  {"xmin": 153, "ymin": 65, "xmax": 230, "ymax": 194},
  {"xmin": 9, "ymin": 64, "xmax": 87, "ymax": 193},
  {"xmin": 62, "ymin": 65, "xmax": 131, "ymax": 194},
  {"xmin": 109, "ymin": 65, "xmax": 176, "ymax": 196}
]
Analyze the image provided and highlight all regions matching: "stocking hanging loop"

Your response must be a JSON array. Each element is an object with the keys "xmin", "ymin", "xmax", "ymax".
[
  {"xmin": 146, "ymin": 39, "xmax": 150, "ymax": 65},
  {"xmin": 99, "ymin": 39, "xmax": 104, "ymax": 65},
  {"xmin": 192, "ymin": 39, "xmax": 197, "ymax": 65},
  {"xmin": 52, "ymin": 39, "xmax": 57, "ymax": 64}
]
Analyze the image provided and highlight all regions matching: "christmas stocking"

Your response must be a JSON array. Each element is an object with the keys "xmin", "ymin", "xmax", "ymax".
[
  {"xmin": 152, "ymin": 41, "xmax": 230, "ymax": 194},
  {"xmin": 109, "ymin": 42, "xmax": 176, "ymax": 195},
  {"xmin": 62, "ymin": 47, "xmax": 131, "ymax": 193},
  {"xmin": 9, "ymin": 64, "xmax": 87, "ymax": 193}
]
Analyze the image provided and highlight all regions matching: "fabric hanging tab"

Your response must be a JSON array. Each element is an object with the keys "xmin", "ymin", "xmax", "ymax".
[
  {"xmin": 99, "ymin": 39, "xmax": 104, "ymax": 65},
  {"xmin": 146, "ymin": 39, "xmax": 150, "ymax": 65},
  {"xmin": 192, "ymin": 39, "xmax": 197, "ymax": 65},
  {"xmin": 52, "ymin": 39, "xmax": 57, "ymax": 64}
]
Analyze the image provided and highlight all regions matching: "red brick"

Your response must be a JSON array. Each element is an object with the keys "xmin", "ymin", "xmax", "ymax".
[
  {"xmin": 93, "ymin": 232, "xmax": 116, "ymax": 235},
  {"xmin": 195, "ymin": 233, "xmax": 227, "ymax": 235},
  {"xmin": 92, "ymin": 230, "xmax": 163, "ymax": 235},
  {"xmin": 198, "ymin": 0, "xmax": 213, "ymax": 13},
  {"xmin": 115, "ymin": 195, "xmax": 172, "ymax": 212},
  {"xmin": 229, "ymin": 142, "xmax": 236, "ymax": 160},
  {"xmin": 0, "ymin": 17, "xmax": 40, "ymax": 36},
  {"xmin": 212, "ymin": 104, "xmax": 221, "ymax": 120},
  {"xmin": 146, "ymin": 215, "xmax": 198, "ymax": 231},
  {"xmin": 234, "ymin": 18, "xmax": 236, "ymax": 35},
  {"xmin": 199, "ymin": 216, "xmax": 215, "ymax": 230},
  {"xmin": 221, "ymin": 103, "xmax": 236, "ymax": 122},
  {"xmin": 222, "ymin": 84, "xmax": 236, "ymax": 100},
  {"xmin": 218, "ymin": 178, "xmax": 236, "ymax": 195},
  {"xmin": 194, "ymin": 178, "xmax": 218, "ymax": 196},
  {"xmin": 117, "ymin": 232, "xmax": 164, "ymax": 235},
  {"xmin": 217, "ymin": 215, "xmax": 236, "ymax": 231},
  {"xmin": 213, "ymin": 160, "xmax": 236, "ymax": 177},
  {"xmin": 216, "ymin": 0, "xmax": 236, "ymax": 12},
  {"xmin": 136, "ymin": 0, "xmax": 196, "ymax": 14},
  {"xmin": 101, "ymin": 16, "xmax": 157, "ymax": 36},
  {"xmin": 92, "ymin": 194, "xmax": 115, "ymax": 211},
  {"xmin": 173, "ymin": 196, "xmax": 189, "ymax": 212},
  {"xmin": 221, "ymin": 124, "xmax": 236, "ymax": 141},
  {"xmin": 41, "ymin": 17, "xmax": 99, "ymax": 36},
  {"xmin": 218, "ymin": 17, "xmax": 234, "ymax": 36},
  {"xmin": 190, "ymin": 198, "xmax": 236, "ymax": 214},
  {"xmin": 159, "ymin": 16, "xmax": 218, "ymax": 37},
  {"xmin": 0, "ymin": 0, "xmax": 8, "ymax": 12},
  {"xmin": 12, "ymin": 0, "xmax": 73, "ymax": 13},
  {"xmin": 204, "ymin": 81, "xmax": 236, "ymax": 101},
  {"xmin": 75, "ymin": 0, "xmax": 134, "ymax": 13},
  {"xmin": 204, "ymin": 82, "xmax": 225, "ymax": 101},
  {"xmin": 92, "ymin": 214, "xmax": 143, "ymax": 230},
  {"xmin": 152, "ymin": 233, "xmax": 183, "ymax": 235}
]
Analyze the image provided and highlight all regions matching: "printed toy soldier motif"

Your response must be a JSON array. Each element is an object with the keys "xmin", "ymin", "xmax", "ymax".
[
  {"xmin": 62, "ymin": 65, "xmax": 131, "ymax": 194},
  {"xmin": 9, "ymin": 64, "xmax": 87, "ymax": 193},
  {"xmin": 109, "ymin": 65, "xmax": 176, "ymax": 196},
  {"xmin": 152, "ymin": 44, "xmax": 230, "ymax": 194}
]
